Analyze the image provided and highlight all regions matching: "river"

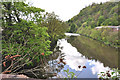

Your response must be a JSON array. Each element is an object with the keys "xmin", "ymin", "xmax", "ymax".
[{"xmin": 47, "ymin": 33, "xmax": 118, "ymax": 78}]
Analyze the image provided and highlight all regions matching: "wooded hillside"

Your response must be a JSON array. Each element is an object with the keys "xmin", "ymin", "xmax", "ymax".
[
  {"xmin": 68, "ymin": 2, "xmax": 119, "ymax": 33},
  {"xmin": 67, "ymin": 2, "xmax": 120, "ymax": 47}
]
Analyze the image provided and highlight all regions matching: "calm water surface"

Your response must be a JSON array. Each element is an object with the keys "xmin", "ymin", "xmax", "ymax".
[{"xmin": 48, "ymin": 33, "xmax": 118, "ymax": 78}]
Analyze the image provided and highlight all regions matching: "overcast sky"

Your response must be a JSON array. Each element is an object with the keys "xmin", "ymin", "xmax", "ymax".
[{"xmin": 27, "ymin": 0, "xmax": 110, "ymax": 21}]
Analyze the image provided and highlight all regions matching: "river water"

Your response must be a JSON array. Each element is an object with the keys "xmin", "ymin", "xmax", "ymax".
[{"xmin": 47, "ymin": 33, "xmax": 118, "ymax": 78}]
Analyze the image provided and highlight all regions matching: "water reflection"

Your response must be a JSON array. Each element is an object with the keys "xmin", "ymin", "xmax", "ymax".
[
  {"xmin": 68, "ymin": 36, "xmax": 118, "ymax": 68},
  {"xmin": 46, "ymin": 33, "xmax": 118, "ymax": 78},
  {"xmin": 53, "ymin": 39, "xmax": 113, "ymax": 78}
]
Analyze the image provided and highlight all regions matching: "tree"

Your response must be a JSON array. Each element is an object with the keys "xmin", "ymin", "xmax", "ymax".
[
  {"xmin": 2, "ymin": 2, "xmax": 52, "ymax": 78},
  {"xmin": 90, "ymin": 21, "xmax": 96, "ymax": 28},
  {"xmin": 69, "ymin": 23, "xmax": 77, "ymax": 33},
  {"xmin": 42, "ymin": 12, "xmax": 68, "ymax": 49},
  {"xmin": 97, "ymin": 16, "xmax": 105, "ymax": 26}
]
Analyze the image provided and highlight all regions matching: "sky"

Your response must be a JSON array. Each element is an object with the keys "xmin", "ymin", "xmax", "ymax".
[{"xmin": 27, "ymin": 0, "xmax": 110, "ymax": 21}]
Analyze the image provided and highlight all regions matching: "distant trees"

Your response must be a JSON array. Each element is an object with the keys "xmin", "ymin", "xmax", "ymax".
[
  {"xmin": 67, "ymin": 2, "xmax": 119, "ymax": 31},
  {"xmin": 69, "ymin": 23, "xmax": 77, "ymax": 33},
  {"xmin": 90, "ymin": 21, "xmax": 96, "ymax": 28},
  {"xmin": 102, "ymin": 18, "xmax": 118, "ymax": 26},
  {"xmin": 77, "ymin": 27, "xmax": 119, "ymax": 47},
  {"xmin": 97, "ymin": 16, "xmax": 105, "ymax": 26}
]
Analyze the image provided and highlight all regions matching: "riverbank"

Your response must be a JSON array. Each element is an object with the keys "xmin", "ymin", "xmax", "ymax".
[
  {"xmin": 77, "ymin": 33, "xmax": 120, "ymax": 48},
  {"xmin": 0, "ymin": 74, "xmax": 29, "ymax": 79},
  {"xmin": 1, "ymin": 74, "xmax": 48, "ymax": 80},
  {"xmin": 75, "ymin": 27, "xmax": 120, "ymax": 48}
]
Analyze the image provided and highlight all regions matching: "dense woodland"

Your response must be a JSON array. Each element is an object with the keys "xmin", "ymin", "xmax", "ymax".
[
  {"xmin": 1, "ymin": 2, "xmax": 68, "ymax": 78},
  {"xmin": 68, "ymin": 2, "xmax": 120, "ymax": 47}
]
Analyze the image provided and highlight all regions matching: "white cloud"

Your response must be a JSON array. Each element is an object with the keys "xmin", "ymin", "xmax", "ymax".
[
  {"xmin": 27, "ymin": 0, "xmax": 110, "ymax": 21},
  {"xmin": 57, "ymin": 39, "xmax": 88, "ymax": 71},
  {"xmin": 88, "ymin": 60, "xmax": 111, "ymax": 76}
]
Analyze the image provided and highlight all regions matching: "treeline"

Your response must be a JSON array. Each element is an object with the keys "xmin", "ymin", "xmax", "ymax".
[
  {"xmin": 67, "ymin": 1, "xmax": 120, "ymax": 47},
  {"xmin": 77, "ymin": 27, "xmax": 119, "ymax": 47},
  {"xmin": 1, "ymin": 2, "xmax": 68, "ymax": 78}
]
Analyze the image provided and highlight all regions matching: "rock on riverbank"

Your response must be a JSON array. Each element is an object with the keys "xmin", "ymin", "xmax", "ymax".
[{"xmin": 0, "ymin": 74, "xmax": 29, "ymax": 79}]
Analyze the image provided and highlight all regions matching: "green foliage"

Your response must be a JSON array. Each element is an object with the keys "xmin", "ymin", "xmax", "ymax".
[
  {"xmin": 2, "ymin": 1, "xmax": 51, "ymax": 57},
  {"xmin": 2, "ymin": 2, "xmax": 52, "ymax": 74},
  {"xmin": 69, "ymin": 23, "xmax": 77, "ymax": 33},
  {"xmin": 2, "ymin": 2, "xmax": 44, "ymax": 27},
  {"xmin": 98, "ymin": 68, "xmax": 120, "ymax": 80},
  {"xmin": 2, "ymin": 19, "xmax": 52, "ymax": 65},
  {"xmin": 77, "ymin": 27, "xmax": 119, "ymax": 47},
  {"xmin": 68, "ymin": 2, "xmax": 119, "ymax": 47},
  {"xmin": 63, "ymin": 69, "xmax": 77, "ymax": 78},
  {"xmin": 41, "ymin": 12, "xmax": 68, "ymax": 49},
  {"xmin": 2, "ymin": 2, "xmax": 68, "ymax": 76},
  {"xmin": 67, "ymin": 2, "xmax": 119, "ymax": 32},
  {"xmin": 97, "ymin": 16, "xmax": 105, "ymax": 26},
  {"xmin": 90, "ymin": 29, "xmax": 102, "ymax": 40}
]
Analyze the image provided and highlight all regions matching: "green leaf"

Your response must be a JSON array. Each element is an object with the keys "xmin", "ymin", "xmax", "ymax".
[
  {"xmin": 70, "ymin": 72, "xmax": 75, "ymax": 75},
  {"xmin": 111, "ymin": 72, "xmax": 115, "ymax": 75},
  {"xmin": 63, "ymin": 70, "xmax": 67, "ymax": 72},
  {"xmin": 67, "ymin": 69, "xmax": 69, "ymax": 73},
  {"xmin": 101, "ymin": 72, "xmax": 105, "ymax": 73}
]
